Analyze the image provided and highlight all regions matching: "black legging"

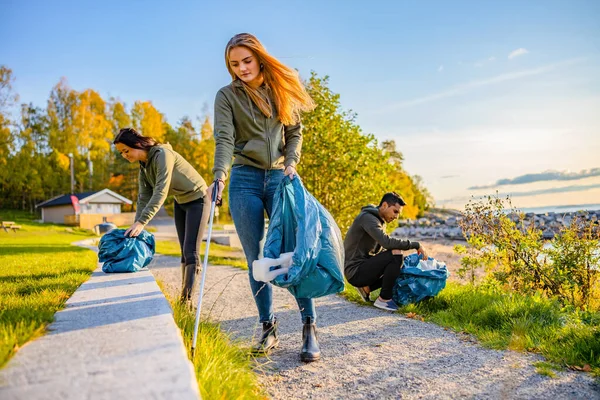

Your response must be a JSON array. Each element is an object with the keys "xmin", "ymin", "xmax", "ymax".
[
  {"xmin": 173, "ymin": 195, "xmax": 210, "ymax": 266},
  {"xmin": 348, "ymin": 251, "xmax": 403, "ymax": 300}
]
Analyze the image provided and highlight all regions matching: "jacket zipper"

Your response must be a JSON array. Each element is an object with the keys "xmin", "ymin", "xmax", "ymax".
[
  {"xmin": 265, "ymin": 95, "xmax": 272, "ymax": 168},
  {"xmin": 140, "ymin": 164, "xmax": 148, "ymax": 188}
]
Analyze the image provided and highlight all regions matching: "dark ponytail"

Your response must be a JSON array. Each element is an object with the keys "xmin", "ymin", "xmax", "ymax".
[{"xmin": 113, "ymin": 128, "xmax": 159, "ymax": 150}]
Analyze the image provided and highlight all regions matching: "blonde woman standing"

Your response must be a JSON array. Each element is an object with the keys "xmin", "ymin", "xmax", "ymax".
[{"xmin": 206, "ymin": 33, "xmax": 319, "ymax": 362}]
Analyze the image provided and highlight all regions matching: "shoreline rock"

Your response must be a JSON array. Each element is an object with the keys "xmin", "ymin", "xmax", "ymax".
[{"xmin": 392, "ymin": 209, "xmax": 600, "ymax": 241}]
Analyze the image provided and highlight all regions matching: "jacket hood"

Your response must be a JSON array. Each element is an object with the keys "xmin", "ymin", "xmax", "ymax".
[
  {"xmin": 147, "ymin": 143, "xmax": 173, "ymax": 162},
  {"xmin": 361, "ymin": 205, "xmax": 383, "ymax": 223}
]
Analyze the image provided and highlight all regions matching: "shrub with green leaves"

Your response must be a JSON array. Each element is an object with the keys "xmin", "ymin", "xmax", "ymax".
[{"xmin": 456, "ymin": 196, "xmax": 600, "ymax": 310}]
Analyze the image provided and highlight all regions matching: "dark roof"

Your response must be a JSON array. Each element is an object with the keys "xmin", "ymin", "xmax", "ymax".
[{"xmin": 36, "ymin": 191, "xmax": 98, "ymax": 208}]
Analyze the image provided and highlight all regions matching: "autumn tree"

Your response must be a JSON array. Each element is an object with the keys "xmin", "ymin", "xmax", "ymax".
[
  {"xmin": 300, "ymin": 73, "xmax": 396, "ymax": 233},
  {"xmin": 131, "ymin": 100, "xmax": 165, "ymax": 142},
  {"xmin": 0, "ymin": 68, "xmax": 432, "ymax": 224},
  {"xmin": 0, "ymin": 66, "xmax": 18, "ymax": 201}
]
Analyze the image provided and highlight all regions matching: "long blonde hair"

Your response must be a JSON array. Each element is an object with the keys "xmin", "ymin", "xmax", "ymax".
[{"xmin": 225, "ymin": 33, "xmax": 315, "ymax": 126}]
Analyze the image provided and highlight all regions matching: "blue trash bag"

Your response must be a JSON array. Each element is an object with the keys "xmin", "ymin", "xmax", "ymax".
[
  {"xmin": 263, "ymin": 176, "xmax": 345, "ymax": 298},
  {"xmin": 392, "ymin": 253, "xmax": 450, "ymax": 306},
  {"xmin": 98, "ymin": 229, "xmax": 156, "ymax": 273}
]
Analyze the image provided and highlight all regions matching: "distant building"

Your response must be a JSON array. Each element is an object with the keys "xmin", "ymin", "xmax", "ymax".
[{"xmin": 36, "ymin": 189, "xmax": 133, "ymax": 225}]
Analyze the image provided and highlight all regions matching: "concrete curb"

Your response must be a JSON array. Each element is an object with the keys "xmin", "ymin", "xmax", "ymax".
[{"xmin": 0, "ymin": 239, "xmax": 200, "ymax": 400}]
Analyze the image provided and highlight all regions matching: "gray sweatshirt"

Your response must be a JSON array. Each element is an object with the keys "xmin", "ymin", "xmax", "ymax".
[{"xmin": 343, "ymin": 205, "xmax": 420, "ymax": 281}]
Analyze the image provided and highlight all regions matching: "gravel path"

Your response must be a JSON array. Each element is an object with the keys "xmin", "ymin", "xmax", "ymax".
[{"xmin": 147, "ymin": 253, "xmax": 599, "ymax": 400}]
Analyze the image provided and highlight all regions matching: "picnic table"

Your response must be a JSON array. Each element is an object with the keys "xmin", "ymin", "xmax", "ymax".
[{"xmin": 1, "ymin": 221, "xmax": 22, "ymax": 232}]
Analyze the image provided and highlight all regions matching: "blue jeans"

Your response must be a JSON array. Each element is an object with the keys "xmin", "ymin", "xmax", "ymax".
[{"xmin": 229, "ymin": 165, "xmax": 316, "ymax": 324}]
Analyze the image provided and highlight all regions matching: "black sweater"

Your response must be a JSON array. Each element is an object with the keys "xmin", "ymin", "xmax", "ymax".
[{"xmin": 343, "ymin": 205, "xmax": 420, "ymax": 280}]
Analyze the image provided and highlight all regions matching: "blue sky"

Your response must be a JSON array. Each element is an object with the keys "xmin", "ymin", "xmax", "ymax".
[{"xmin": 2, "ymin": 0, "xmax": 599, "ymax": 209}]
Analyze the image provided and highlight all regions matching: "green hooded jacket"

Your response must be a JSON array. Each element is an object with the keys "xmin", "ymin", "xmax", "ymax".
[
  {"xmin": 212, "ymin": 80, "xmax": 303, "ymax": 180},
  {"xmin": 136, "ymin": 144, "xmax": 207, "ymax": 225}
]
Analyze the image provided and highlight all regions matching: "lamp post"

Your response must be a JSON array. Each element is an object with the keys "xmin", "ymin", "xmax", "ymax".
[
  {"xmin": 69, "ymin": 153, "xmax": 75, "ymax": 194},
  {"xmin": 87, "ymin": 153, "xmax": 93, "ymax": 190}
]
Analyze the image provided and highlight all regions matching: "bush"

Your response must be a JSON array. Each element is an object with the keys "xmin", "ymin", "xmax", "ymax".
[{"xmin": 457, "ymin": 196, "xmax": 600, "ymax": 310}]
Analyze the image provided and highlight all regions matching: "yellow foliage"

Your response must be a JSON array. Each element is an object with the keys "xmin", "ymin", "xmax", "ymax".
[
  {"xmin": 74, "ymin": 90, "xmax": 113, "ymax": 155},
  {"xmin": 131, "ymin": 101, "xmax": 165, "ymax": 142},
  {"xmin": 108, "ymin": 174, "xmax": 124, "ymax": 187},
  {"xmin": 200, "ymin": 116, "xmax": 213, "ymax": 140},
  {"xmin": 56, "ymin": 152, "xmax": 70, "ymax": 171}
]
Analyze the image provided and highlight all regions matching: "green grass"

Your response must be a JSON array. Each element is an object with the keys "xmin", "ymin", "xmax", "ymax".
[
  {"xmin": 533, "ymin": 361, "xmax": 563, "ymax": 378},
  {"xmin": 157, "ymin": 282, "xmax": 264, "ymax": 399},
  {"xmin": 155, "ymin": 240, "xmax": 248, "ymax": 270},
  {"xmin": 0, "ymin": 210, "xmax": 97, "ymax": 368},
  {"xmin": 352, "ymin": 282, "xmax": 600, "ymax": 376}
]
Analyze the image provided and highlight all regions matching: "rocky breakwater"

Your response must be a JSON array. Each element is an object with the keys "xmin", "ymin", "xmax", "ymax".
[
  {"xmin": 392, "ymin": 209, "xmax": 465, "ymax": 241},
  {"xmin": 509, "ymin": 210, "xmax": 600, "ymax": 240},
  {"xmin": 392, "ymin": 208, "xmax": 600, "ymax": 241}
]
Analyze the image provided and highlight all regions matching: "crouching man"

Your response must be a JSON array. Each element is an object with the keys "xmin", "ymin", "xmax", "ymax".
[{"xmin": 344, "ymin": 192, "xmax": 428, "ymax": 311}]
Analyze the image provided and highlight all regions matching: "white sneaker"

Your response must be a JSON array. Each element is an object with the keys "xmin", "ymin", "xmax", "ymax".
[{"xmin": 374, "ymin": 298, "xmax": 399, "ymax": 311}]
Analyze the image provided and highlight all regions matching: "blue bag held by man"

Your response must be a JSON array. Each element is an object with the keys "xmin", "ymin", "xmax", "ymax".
[
  {"xmin": 392, "ymin": 253, "xmax": 449, "ymax": 306},
  {"xmin": 98, "ymin": 229, "xmax": 156, "ymax": 273},
  {"xmin": 261, "ymin": 176, "xmax": 345, "ymax": 298}
]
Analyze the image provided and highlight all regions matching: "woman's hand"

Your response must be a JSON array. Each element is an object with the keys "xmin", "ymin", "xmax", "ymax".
[
  {"xmin": 284, "ymin": 165, "xmax": 297, "ymax": 180},
  {"xmin": 417, "ymin": 245, "xmax": 429, "ymax": 260},
  {"xmin": 207, "ymin": 179, "xmax": 225, "ymax": 205},
  {"xmin": 125, "ymin": 221, "xmax": 144, "ymax": 237}
]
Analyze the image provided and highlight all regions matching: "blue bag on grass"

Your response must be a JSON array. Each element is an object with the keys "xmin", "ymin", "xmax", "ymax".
[
  {"xmin": 98, "ymin": 229, "xmax": 156, "ymax": 273},
  {"xmin": 263, "ymin": 176, "xmax": 345, "ymax": 298},
  {"xmin": 392, "ymin": 253, "xmax": 449, "ymax": 306}
]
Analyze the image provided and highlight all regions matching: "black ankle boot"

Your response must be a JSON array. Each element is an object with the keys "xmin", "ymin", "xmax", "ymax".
[
  {"xmin": 301, "ymin": 317, "xmax": 320, "ymax": 362},
  {"xmin": 252, "ymin": 319, "xmax": 279, "ymax": 354},
  {"xmin": 180, "ymin": 264, "xmax": 196, "ymax": 302}
]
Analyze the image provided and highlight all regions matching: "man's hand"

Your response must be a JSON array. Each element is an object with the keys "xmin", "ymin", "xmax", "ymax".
[
  {"xmin": 125, "ymin": 221, "xmax": 144, "ymax": 237},
  {"xmin": 417, "ymin": 245, "xmax": 429, "ymax": 260},
  {"xmin": 391, "ymin": 249, "xmax": 403, "ymax": 256},
  {"xmin": 284, "ymin": 165, "xmax": 297, "ymax": 180}
]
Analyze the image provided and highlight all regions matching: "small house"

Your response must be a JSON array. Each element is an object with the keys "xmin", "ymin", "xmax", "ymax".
[{"xmin": 36, "ymin": 189, "xmax": 134, "ymax": 229}]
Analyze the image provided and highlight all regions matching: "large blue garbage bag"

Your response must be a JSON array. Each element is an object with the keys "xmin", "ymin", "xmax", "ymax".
[
  {"xmin": 263, "ymin": 176, "xmax": 345, "ymax": 298},
  {"xmin": 392, "ymin": 253, "xmax": 449, "ymax": 306},
  {"xmin": 98, "ymin": 229, "xmax": 156, "ymax": 273}
]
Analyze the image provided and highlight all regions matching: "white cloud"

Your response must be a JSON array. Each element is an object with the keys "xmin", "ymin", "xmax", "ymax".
[
  {"xmin": 438, "ymin": 64, "xmax": 444, "ymax": 72},
  {"xmin": 376, "ymin": 58, "xmax": 584, "ymax": 112},
  {"xmin": 469, "ymin": 168, "xmax": 600, "ymax": 189},
  {"xmin": 438, "ymin": 183, "xmax": 600, "ymax": 205},
  {"xmin": 488, "ymin": 56, "xmax": 496, "ymax": 62},
  {"xmin": 508, "ymin": 48, "xmax": 529, "ymax": 59}
]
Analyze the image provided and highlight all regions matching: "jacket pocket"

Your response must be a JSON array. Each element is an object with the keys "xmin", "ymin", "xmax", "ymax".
[
  {"xmin": 239, "ymin": 137, "xmax": 268, "ymax": 164},
  {"xmin": 234, "ymin": 141, "xmax": 247, "ymax": 156}
]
